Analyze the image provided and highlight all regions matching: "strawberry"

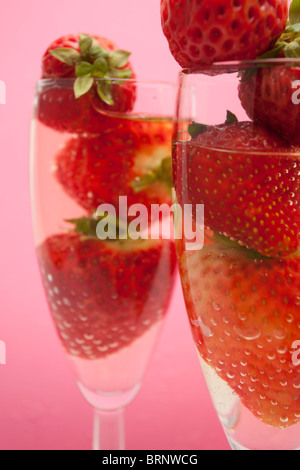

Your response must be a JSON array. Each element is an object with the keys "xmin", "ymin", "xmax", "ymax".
[
  {"xmin": 179, "ymin": 236, "xmax": 300, "ymax": 428},
  {"xmin": 54, "ymin": 119, "xmax": 173, "ymax": 213},
  {"xmin": 172, "ymin": 117, "xmax": 299, "ymax": 258},
  {"xmin": 37, "ymin": 33, "xmax": 136, "ymax": 134},
  {"xmin": 37, "ymin": 228, "xmax": 176, "ymax": 360},
  {"xmin": 238, "ymin": 64, "xmax": 300, "ymax": 146},
  {"xmin": 238, "ymin": 4, "xmax": 300, "ymax": 146},
  {"xmin": 160, "ymin": 0, "xmax": 288, "ymax": 69}
]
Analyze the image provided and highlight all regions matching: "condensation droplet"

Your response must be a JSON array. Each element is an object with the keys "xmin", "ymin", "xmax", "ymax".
[
  {"xmin": 285, "ymin": 314, "xmax": 294, "ymax": 324},
  {"xmin": 238, "ymin": 312, "xmax": 248, "ymax": 321},
  {"xmin": 280, "ymin": 416, "xmax": 289, "ymax": 424},
  {"xmin": 277, "ymin": 345, "xmax": 288, "ymax": 355},
  {"xmin": 274, "ymin": 327, "xmax": 287, "ymax": 340},
  {"xmin": 227, "ymin": 372, "xmax": 235, "ymax": 379},
  {"xmin": 212, "ymin": 302, "xmax": 221, "ymax": 311},
  {"xmin": 234, "ymin": 325, "xmax": 261, "ymax": 340}
]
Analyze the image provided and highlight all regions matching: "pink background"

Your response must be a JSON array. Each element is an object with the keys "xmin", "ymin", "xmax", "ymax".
[{"xmin": 0, "ymin": 0, "xmax": 230, "ymax": 450}]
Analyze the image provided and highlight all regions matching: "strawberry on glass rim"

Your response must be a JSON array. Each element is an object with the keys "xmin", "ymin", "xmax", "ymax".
[
  {"xmin": 160, "ymin": 0, "xmax": 288, "ymax": 69},
  {"xmin": 37, "ymin": 33, "xmax": 136, "ymax": 134},
  {"xmin": 238, "ymin": 0, "xmax": 300, "ymax": 146}
]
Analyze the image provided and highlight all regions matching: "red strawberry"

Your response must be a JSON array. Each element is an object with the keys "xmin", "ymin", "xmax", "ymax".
[
  {"xmin": 173, "ymin": 118, "xmax": 299, "ymax": 258},
  {"xmin": 160, "ymin": 0, "xmax": 288, "ymax": 69},
  {"xmin": 179, "ymin": 237, "xmax": 300, "ymax": 428},
  {"xmin": 37, "ymin": 231, "xmax": 176, "ymax": 360},
  {"xmin": 238, "ymin": 18, "xmax": 300, "ymax": 146},
  {"xmin": 54, "ymin": 119, "xmax": 173, "ymax": 213},
  {"xmin": 37, "ymin": 33, "xmax": 136, "ymax": 134}
]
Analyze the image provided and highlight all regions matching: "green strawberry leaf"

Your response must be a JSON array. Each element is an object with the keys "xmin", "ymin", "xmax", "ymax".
[
  {"xmin": 92, "ymin": 57, "xmax": 108, "ymax": 77},
  {"xmin": 213, "ymin": 233, "xmax": 269, "ymax": 259},
  {"xmin": 90, "ymin": 44, "xmax": 109, "ymax": 60},
  {"xmin": 79, "ymin": 35, "xmax": 93, "ymax": 56},
  {"xmin": 188, "ymin": 111, "xmax": 238, "ymax": 138},
  {"xmin": 131, "ymin": 157, "xmax": 172, "ymax": 194},
  {"xmin": 74, "ymin": 76, "xmax": 94, "ymax": 98},
  {"xmin": 110, "ymin": 68, "xmax": 133, "ymax": 79},
  {"xmin": 188, "ymin": 122, "xmax": 208, "ymax": 137},
  {"xmin": 284, "ymin": 39, "xmax": 300, "ymax": 58},
  {"xmin": 66, "ymin": 215, "xmax": 129, "ymax": 241},
  {"xmin": 290, "ymin": 0, "xmax": 300, "ymax": 25},
  {"xmin": 66, "ymin": 217, "xmax": 98, "ymax": 237},
  {"xmin": 75, "ymin": 61, "xmax": 93, "ymax": 76},
  {"xmin": 108, "ymin": 50, "xmax": 131, "ymax": 68},
  {"xmin": 97, "ymin": 80, "xmax": 114, "ymax": 105},
  {"xmin": 49, "ymin": 48, "xmax": 81, "ymax": 66},
  {"xmin": 225, "ymin": 110, "xmax": 238, "ymax": 124},
  {"xmin": 285, "ymin": 23, "xmax": 300, "ymax": 34}
]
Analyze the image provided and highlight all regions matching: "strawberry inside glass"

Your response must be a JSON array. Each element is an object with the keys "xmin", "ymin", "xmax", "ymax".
[{"xmin": 173, "ymin": 63, "xmax": 300, "ymax": 450}]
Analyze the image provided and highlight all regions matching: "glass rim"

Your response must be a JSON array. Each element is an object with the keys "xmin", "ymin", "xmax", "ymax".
[
  {"xmin": 35, "ymin": 77, "xmax": 177, "ymax": 89},
  {"xmin": 180, "ymin": 57, "xmax": 300, "ymax": 75}
]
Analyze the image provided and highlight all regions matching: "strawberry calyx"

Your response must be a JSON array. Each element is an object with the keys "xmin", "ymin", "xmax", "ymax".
[
  {"xmin": 131, "ymin": 156, "xmax": 173, "ymax": 195},
  {"xmin": 66, "ymin": 214, "xmax": 130, "ymax": 241},
  {"xmin": 49, "ymin": 33, "xmax": 133, "ymax": 104},
  {"xmin": 187, "ymin": 110, "xmax": 238, "ymax": 138},
  {"xmin": 257, "ymin": 0, "xmax": 300, "ymax": 60},
  {"xmin": 213, "ymin": 232, "xmax": 271, "ymax": 260}
]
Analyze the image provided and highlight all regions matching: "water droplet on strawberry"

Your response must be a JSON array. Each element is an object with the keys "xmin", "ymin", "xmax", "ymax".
[
  {"xmin": 280, "ymin": 416, "xmax": 289, "ymax": 424},
  {"xmin": 238, "ymin": 312, "xmax": 247, "ymax": 321},
  {"xmin": 226, "ymin": 371, "xmax": 235, "ymax": 379},
  {"xmin": 233, "ymin": 325, "xmax": 261, "ymax": 340},
  {"xmin": 212, "ymin": 302, "xmax": 221, "ymax": 311},
  {"xmin": 274, "ymin": 327, "xmax": 287, "ymax": 340},
  {"xmin": 276, "ymin": 345, "xmax": 288, "ymax": 355}
]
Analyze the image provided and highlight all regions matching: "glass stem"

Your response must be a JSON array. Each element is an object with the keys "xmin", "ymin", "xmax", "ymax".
[{"xmin": 93, "ymin": 407, "xmax": 125, "ymax": 451}]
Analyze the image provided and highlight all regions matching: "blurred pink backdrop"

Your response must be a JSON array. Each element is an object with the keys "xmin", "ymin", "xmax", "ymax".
[{"xmin": 0, "ymin": 0, "xmax": 230, "ymax": 450}]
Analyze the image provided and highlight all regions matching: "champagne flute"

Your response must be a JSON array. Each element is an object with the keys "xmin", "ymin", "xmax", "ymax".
[
  {"xmin": 30, "ymin": 78, "xmax": 177, "ymax": 450},
  {"xmin": 172, "ymin": 60, "xmax": 300, "ymax": 450}
]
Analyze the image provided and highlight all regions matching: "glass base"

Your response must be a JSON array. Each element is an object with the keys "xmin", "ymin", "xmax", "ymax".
[
  {"xmin": 227, "ymin": 437, "xmax": 250, "ymax": 451},
  {"xmin": 77, "ymin": 380, "xmax": 141, "ymax": 412}
]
